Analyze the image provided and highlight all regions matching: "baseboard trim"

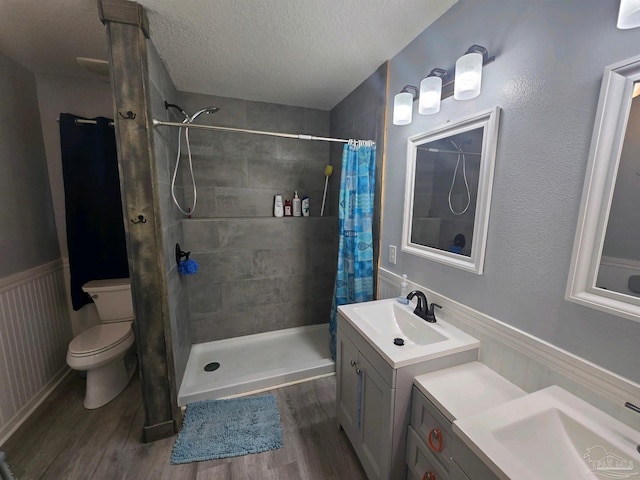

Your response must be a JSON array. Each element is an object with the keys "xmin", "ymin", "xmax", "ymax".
[
  {"xmin": 143, "ymin": 420, "xmax": 176, "ymax": 443},
  {"xmin": 0, "ymin": 367, "xmax": 72, "ymax": 447},
  {"xmin": 378, "ymin": 268, "xmax": 640, "ymax": 408}
]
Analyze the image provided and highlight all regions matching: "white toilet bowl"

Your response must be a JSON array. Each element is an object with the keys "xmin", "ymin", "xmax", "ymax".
[{"xmin": 66, "ymin": 279, "xmax": 136, "ymax": 409}]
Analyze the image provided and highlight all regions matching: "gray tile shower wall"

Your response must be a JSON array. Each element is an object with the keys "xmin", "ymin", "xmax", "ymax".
[
  {"xmin": 147, "ymin": 41, "xmax": 192, "ymax": 388},
  {"xmin": 176, "ymin": 91, "xmax": 337, "ymax": 343},
  {"xmin": 183, "ymin": 216, "xmax": 337, "ymax": 343}
]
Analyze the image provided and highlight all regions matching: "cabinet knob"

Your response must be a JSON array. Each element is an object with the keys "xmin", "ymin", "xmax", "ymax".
[
  {"xmin": 422, "ymin": 472, "xmax": 436, "ymax": 480},
  {"xmin": 428, "ymin": 428, "xmax": 444, "ymax": 452},
  {"xmin": 355, "ymin": 368, "xmax": 362, "ymax": 375},
  {"xmin": 350, "ymin": 360, "xmax": 357, "ymax": 367}
]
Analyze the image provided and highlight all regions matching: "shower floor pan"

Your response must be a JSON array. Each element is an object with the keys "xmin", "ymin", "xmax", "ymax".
[{"xmin": 178, "ymin": 323, "xmax": 335, "ymax": 406}]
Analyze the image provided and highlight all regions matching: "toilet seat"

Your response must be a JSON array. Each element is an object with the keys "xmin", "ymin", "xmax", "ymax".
[{"xmin": 68, "ymin": 322, "xmax": 133, "ymax": 357}]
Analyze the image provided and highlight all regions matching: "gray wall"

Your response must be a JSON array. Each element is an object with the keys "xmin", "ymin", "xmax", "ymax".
[
  {"xmin": 176, "ymin": 91, "xmax": 336, "ymax": 343},
  {"xmin": 382, "ymin": 0, "xmax": 640, "ymax": 383},
  {"xmin": 147, "ymin": 41, "xmax": 192, "ymax": 388},
  {"xmin": 0, "ymin": 53, "xmax": 59, "ymax": 277}
]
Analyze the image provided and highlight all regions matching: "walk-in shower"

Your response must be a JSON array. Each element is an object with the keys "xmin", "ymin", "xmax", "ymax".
[
  {"xmin": 178, "ymin": 324, "xmax": 334, "ymax": 405},
  {"xmin": 153, "ymin": 103, "xmax": 375, "ymax": 404}
]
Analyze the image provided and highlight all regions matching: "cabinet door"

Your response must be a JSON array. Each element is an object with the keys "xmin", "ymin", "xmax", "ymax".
[
  {"xmin": 359, "ymin": 353, "xmax": 393, "ymax": 480},
  {"xmin": 336, "ymin": 329, "xmax": 359, "ymax": 444}
]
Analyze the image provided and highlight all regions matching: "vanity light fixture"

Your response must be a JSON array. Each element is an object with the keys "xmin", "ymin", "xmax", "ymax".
[
  {"xmin": 419, "ymin": 68, "xmax": 447, "ymax": 115},
  {"xmin": 394, "ymin": 45, "xmax": 495, "ymax": 125},
  {"xmin": 454, "ymin": 45, "xmax": 490, "ymax": 100},
  {"xmin": 393, "ymin": 85, "xmax": 419, "ymax": 125},
  {"xmin": 618, "ymin": 0, "xmax": 640, "ymax": 29}
]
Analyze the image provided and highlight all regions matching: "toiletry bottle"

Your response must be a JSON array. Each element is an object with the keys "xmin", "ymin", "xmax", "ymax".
[
  {"xmin": 284, "ymin": 199, "xmax": 292, "ymax": 216},
  {"xmin": 397, "ymin": 274, "xmax": 410, "ymax": 304},
  {"xmin": 301, "ymin": 196, "xmax": 310, "ymax": 216},
  {"xmin": 273, "ymin": 194, "xmax": 284, "ymax": 217},
  {"xmin": 293, "ymin": 191, "xmax": 302, "ymax": 216}
]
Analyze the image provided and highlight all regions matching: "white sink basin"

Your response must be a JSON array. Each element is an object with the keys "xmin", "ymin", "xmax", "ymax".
[
  {"xmin": 338, "ymin": 298, "xmax": 479, "ymax": 368},
  {"xmin": 453, "ymin": 385, "xmax": 640, "ymax": 480},
  {"xmin": 352, "ymin": 301, "xmax": 447, "ymax": 346}
]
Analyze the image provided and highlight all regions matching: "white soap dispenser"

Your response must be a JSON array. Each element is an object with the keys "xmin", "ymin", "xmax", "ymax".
[{"xmin": 397, "ymin": 274, "xmax": 410, "ymax": 304}]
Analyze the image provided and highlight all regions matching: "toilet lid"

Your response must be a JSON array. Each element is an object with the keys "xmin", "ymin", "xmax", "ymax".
[{"xmin": 69, "ymin": 323, "xmax": 133, "ymax": 356}]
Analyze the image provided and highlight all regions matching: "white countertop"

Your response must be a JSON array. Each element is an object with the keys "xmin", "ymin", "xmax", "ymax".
[
  {"xmin": 338, "ymin": 299, "xmax": 479, "ymax": 368},
  {"xmin": 413, "ymin": 361, "xmax": 527, "ymax": 422}
]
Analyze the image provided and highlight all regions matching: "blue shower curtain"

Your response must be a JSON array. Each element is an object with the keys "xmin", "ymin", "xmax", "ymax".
[{"xmin": 330, "ymin": 140, "xmax": 376, "ymax": 360}]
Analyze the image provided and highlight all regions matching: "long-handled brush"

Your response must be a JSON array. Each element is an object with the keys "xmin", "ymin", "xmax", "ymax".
[{"xmin": 320, "ymin": 164, "xmax": 333, "ymax": 216}]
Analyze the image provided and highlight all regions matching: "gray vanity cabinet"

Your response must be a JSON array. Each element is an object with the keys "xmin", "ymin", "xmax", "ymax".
[
  {"xmin": 336, "ymin": 326, "xmax": 394, "ymax": 480},
  {"xmin": 406, "ymin": 387, "xmax": 500, "ymax": 480},
  {"xmin": 336, "ymin": 313, "xmax": 479, "ymax": 480},
  {"xmin": 407, "ymin": 362, "xmax": 525, "ymax": 480}
]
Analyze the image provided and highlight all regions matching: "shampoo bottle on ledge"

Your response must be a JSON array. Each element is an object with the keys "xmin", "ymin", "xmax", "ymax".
[
  {"xmin": 293, "ymin": 191, "xmax": 302, "ymax": 217},
  {"xmin": 274, "ymin": 194, "xmax": 284, "ymax": 217}
]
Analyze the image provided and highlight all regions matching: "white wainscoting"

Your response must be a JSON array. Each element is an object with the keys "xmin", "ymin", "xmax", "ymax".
[
  {"xmin": 378, "ymin": 268, "xmax": 640, "ymax": 431},
  {"xmin": 0, "ymin": 260, "xmax": 72, "ymax": 445}
]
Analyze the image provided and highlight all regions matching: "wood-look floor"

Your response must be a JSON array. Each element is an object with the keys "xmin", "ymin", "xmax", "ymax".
[{"xmin": 2, "ymin": 372, "xmax": 367, "ymax": 480}]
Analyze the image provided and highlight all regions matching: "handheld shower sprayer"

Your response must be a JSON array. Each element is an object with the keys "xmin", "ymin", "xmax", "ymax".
[
  {"xmin": 164, "ymin": 100, "xmax": 220, "ymax": 216},
  {"xmin": 188, "ymin": 107, "xmax": 220, "ymax": 123}
]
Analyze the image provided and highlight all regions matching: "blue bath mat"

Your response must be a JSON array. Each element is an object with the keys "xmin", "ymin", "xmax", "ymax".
[{"xmin": 170, "ymin": 394, "xmax": 283, "ymax": 464}]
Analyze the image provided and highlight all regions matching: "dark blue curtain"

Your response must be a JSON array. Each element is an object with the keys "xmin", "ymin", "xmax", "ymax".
[{"xmin": 59, "ymin": 113, "xmax": 129, "ymax": 310}]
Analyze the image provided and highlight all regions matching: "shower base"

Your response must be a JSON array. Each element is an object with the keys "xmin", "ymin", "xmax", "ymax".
[{"xmin": 177, "ymin": 323, "xmax": 335, "ymax": 406}]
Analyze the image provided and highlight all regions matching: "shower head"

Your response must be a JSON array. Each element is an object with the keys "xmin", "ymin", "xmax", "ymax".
[{"xmin": 187, "ymin": 106, "xmax": 220, "ymax": 123}]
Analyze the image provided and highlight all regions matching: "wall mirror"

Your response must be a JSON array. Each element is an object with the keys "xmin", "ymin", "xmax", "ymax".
[
  {"xmin": 401, "ymin": 107, "xmax": 500, "ymax": 274},
  {"xmin": 567, "ymin": 55, "xmax": 640, "ymax": 324}
]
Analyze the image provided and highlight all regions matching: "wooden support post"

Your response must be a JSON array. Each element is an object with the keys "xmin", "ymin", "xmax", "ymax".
[{"xmin": 98, "ymin": 0, "xmax": 180, "ymax": 442}]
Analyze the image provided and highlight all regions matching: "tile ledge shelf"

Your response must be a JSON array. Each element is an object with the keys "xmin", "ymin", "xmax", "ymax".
[{"xmin": 182, "ymin": 216, "xmax": 337, "ymax": 220}]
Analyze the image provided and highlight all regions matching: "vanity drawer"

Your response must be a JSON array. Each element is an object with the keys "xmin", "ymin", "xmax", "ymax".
[
  {"xmin": 448, "ymin": 461, "xmax": 471, "ymax": 480},
  {"xmin": 406, "ymin": 425, "xmax": 449, "ymax": 480},
  {"xmin": 450, "ymin": 434, "xmax": 499, "ymax": 480},
  {"xmin": 410, "ymin": 387, "xmax": 453, "ymax": 471}
]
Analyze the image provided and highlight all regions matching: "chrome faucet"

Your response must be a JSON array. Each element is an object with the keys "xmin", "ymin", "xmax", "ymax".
[{"xmin": 406, "ymin": 290, "xmax": 442, "ymax": 323}]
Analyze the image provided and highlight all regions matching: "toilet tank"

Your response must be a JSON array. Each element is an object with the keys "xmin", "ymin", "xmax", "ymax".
[{"xmin": 82, "ymin": 278, "xmax": 134, "ymax": 322}]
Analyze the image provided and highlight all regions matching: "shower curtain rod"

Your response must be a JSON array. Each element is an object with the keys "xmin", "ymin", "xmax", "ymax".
[
  {"xmin": 152, "ymin": 119, "xmax": 372, "ymax": 144},
  {"xmin": 55, "ymin": 118, "xmax": 114, "ymax": 126},
  {"xmin": 419, "ymin": 147, "xmax": 481, "ymax": 155}
]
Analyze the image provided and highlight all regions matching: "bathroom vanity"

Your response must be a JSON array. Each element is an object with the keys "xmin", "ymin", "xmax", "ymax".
[
  {"xmin": 406, "ymin": 362, "xmax": 526, "ymax": 480},
  {"xmin": 336, "ymin": 298, "xmax": 640, "ymax": 479},
  {"xmin": 336, "ymin": 299, "xmax": 480, "ymax": 480},
  {"xmin": 406, "ymin": 361, "xmax": 640, "ymax": 480}
]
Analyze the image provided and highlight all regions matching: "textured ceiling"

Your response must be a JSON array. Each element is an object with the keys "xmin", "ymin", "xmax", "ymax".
[{"xmin": 0, "ymin": 0, "xmax": 457, "ymax": 110}]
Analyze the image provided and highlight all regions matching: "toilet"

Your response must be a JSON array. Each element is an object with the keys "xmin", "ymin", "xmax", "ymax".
[{"xmin": 66, "ymin": 278, "xmax": 136, "ymax": 409}]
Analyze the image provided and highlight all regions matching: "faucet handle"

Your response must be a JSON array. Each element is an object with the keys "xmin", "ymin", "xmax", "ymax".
[
  {"xmin": 625, "ymin": 402, "xmax": 640, "ymax": 414},
  {"xmin": 425, "ymin": 303, "xmax": 442, "ymax": 322}
]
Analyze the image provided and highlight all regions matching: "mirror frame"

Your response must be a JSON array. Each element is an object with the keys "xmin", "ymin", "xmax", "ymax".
[
  {"xmin": 567, "ymin": 55, "xmax": 640, "ymax": 324},
  {"xmin": 401, "ymin": 107, "xmax": 501, "ymax": 274}
]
